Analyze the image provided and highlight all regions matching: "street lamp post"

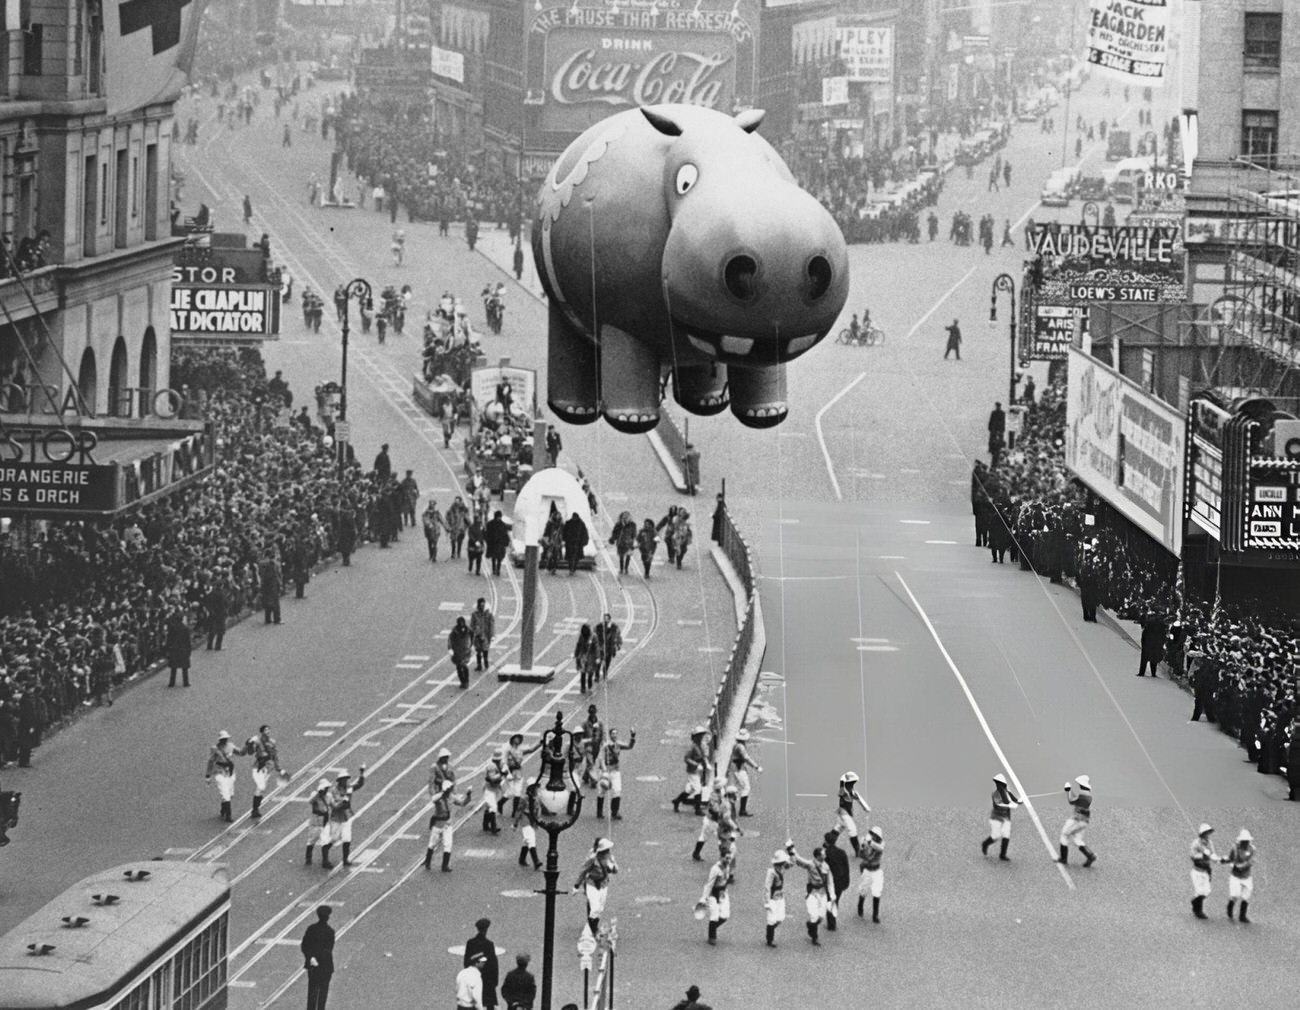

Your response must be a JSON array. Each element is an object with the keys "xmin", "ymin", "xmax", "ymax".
[
  {"xmin": 526, "ymin": 712, "xmax": 585, "ymax": 1010},
  {"xmin": 990, "ymin": 272, "xmax": 1017, "ymax": 405},
  {"xmin": 337, "ymin": 277, "xmax": 373, "ymax": 473}
]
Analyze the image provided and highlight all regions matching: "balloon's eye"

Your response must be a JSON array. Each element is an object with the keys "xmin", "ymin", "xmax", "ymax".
[{"xmin": 675, "ymin": 164, "xmax": 698, "ymax": 195}]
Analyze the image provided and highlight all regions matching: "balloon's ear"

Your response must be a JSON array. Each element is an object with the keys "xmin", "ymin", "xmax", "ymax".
[
  {"xmin": 641, "ymin": 107, "xmax": 683, "ymax": 137},
  {"xmin": 734, "ymin": 108, "xmax": 765, "ymax": 133}
]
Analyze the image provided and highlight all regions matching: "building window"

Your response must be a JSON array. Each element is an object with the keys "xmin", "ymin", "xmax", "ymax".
[
  {"xmin": 21, "ymin": 0, "xmax": 42, "ymax": 77},
  {"xmin": 73, "ymin": 0, "xmax": 83, "ymax": 76},
  {"xmin": 1244, "ymin": 13, "xmax": 1282, "ymax": 70},
  {"xmin": 1242, "ymin": 109, "xmax": 1279, "ymax": 165}
]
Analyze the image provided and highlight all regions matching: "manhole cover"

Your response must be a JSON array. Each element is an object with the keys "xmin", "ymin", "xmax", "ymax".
[{"xmin": 634, "ymin": 895, "xmax": 673, "ymax": 905}]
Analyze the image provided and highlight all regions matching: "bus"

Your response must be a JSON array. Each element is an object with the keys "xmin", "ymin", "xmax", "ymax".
[{"xmin": 0, "ymin": 861, "xmax": 230, "ymax": 1010}]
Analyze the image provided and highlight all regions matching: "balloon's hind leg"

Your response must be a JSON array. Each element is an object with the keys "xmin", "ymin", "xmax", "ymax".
[
  {"xmin": 673, "ymin": 362, "xmax": 729, "ymax": 416},
  {"xmin": 547, "ymin": 301, "xmax": 600, "ymax": 425},
  {"xmin": 729, "ymin": 364, "xmax": 788, "ymax": 428},
  {"xmin": 600, "ymin": 324, "xmax": 660, "ymax": 434}
]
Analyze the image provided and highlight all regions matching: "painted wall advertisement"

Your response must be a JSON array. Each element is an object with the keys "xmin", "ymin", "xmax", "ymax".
[
  {"xmin": 1066, "ymin": 346, "xmax": 1184, "ymax": 554},
  {"xmin": 1086, "ymin": 0, "xmax": 1168, "ymax": 82},
  {"xmin": 835, "ymin": 25, "xmax": 892, "ymax": 85},
  {"xmin": 527, "ymin": 0, "xmax": 757, "ymax": 139}
]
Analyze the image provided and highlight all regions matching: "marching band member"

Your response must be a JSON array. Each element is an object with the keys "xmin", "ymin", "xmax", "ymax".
[
  {"xmin": 505, "ymin": 733, "xmax": 527, "ymax": 818},
  {"xmin": 1189, "ymin": 823, "xmax": 1216, "ymax": 919},
  {"xmin": 574, "ymin": 837, "xmax": 618, "ymax": 937},
  {"xmin": 482, "ymin": 749, "xmax": 507, "ymax": 835},
  {"xmin": 672, "ymin": 726, "xmax": 710, "ymax": 815},
  {"xmin": 247, "ymin": 724, "xmax": 288, "ymax": 820},
  {"xmin": 981, "ymin": 772, "xmax": 1020, "ymax": 861},
  {"xmin": 764, "ymin": 848, "xmax": 792, "ymax": 947},
  {"xmin": 696, "ymin": 848, "xmax": 734, "ymax": 946},
  {"xmin": 1221, "ymin": 828, "xmax": 1256, "ymax": 923},
  {"xmin": 327, "ymin": 767, "xmax": 366, "ymax": 867},
  {"xmin": 1056, "ymin": 775, "xmax": 1096, "ymax": 867},
  {"xmin": 513, "ymin": 783, "xmax": 542, "ymax": 870},
  {"xmin": 831, "ymin": 771, "xmax": 870, "ymax": 857},
  {"xmin": 425, "ymin": 748, "xmax": 472, "ymax": 873},
  {"xmin": 789, "ymin": 842, "xmax": 835, "ymax": 946},
  {"xmin": 595, "ymin": 727, "xmax": 635, "ymax": 821},
  {"xmin": 729, "ymin": 729, "xmax": 762, "ymax": 817},
  {"xmin": 856, "ymin": 826, "xmax": 885, "ymax": 923},
  {"xmin": 204, "ymin": 730, "xmax": 246, "ymax": 823},
  {"xmin": 305, "ymin": 779, "xmax": 334, "ymax": 867}
]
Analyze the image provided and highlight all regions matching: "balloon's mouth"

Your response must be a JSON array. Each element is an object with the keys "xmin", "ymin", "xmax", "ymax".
[{"xmin": 673, "ymin": 321, "xmax": 825, "ymax": 364}]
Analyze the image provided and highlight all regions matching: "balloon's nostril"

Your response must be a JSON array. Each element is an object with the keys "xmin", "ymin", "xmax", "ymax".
[
  {"xmin": 723, "ymin": 255, "xmax": 759, "ymax": 301},
  {"xmin": 806, "ymin": 256, "xmax": 832, "ymax": 300}
]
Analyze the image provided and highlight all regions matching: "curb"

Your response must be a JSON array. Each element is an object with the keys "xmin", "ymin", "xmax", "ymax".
[
  {"xmin": 707, "ymin": 544, "xmax": 766, "ymax": 782},
  {"xmin": 646, "ymin": 428, "xmax": 689, "ymax": 494}
]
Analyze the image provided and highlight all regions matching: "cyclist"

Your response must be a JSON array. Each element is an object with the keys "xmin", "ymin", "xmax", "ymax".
[
  {"xmin": 861, "ymin": 308, "xmax": 872, "ymax": 338},
  {"xmin": 848, "ymin": 314, "xmax": 860, "ymax": 344}
]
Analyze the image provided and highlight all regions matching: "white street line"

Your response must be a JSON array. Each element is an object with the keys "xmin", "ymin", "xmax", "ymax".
[
  {"xmin": 394, "ymin": 663, "xmax": 424, "ymax": 669},
  {"xmin": 402, "ymin": 655, "xmax": 431, "ymax": 662},
  {"xmin": 857, "ymin": 644, "xmax": 898, "ymax": 652},
  {"xmin": 895, "ymin": 571, "xmax": 1074, "ymax": 890},
  {"xmin": 900, "ymin": 520, "xmax": 931, "ymax": 525},
  {"xmin": 316, "ymin": 721, "xmax": 346, "ymax": 727},
  {"xmin": 877, "ymin": 555, "xmax": 906, "ymax": 560},
  {"xmin": 925, "ymin": 540, "xmax": 959, "ymax": 545},
  {"xmin": 303, "ymin": 730, "xmax": 334, "ymax": 737},
  {"xmin": 760, "ymin": 575, "xmax": 852, "ymax": 581},
  {"xmin": 851, "ymin": 637, "xmax": 891, "ymax": 643},
  {"xmin": 814, "ymin": 372, "xmax": 866, "ymax": 501},
  {"xmin": 794, "ymin": 792, "xmax": 827, "ymax": 798}
]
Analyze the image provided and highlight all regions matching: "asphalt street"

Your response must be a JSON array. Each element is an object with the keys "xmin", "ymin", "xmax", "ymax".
[{"xmin": 6, "ymin": 68, "xmax": 1297, "ymax": 1010}]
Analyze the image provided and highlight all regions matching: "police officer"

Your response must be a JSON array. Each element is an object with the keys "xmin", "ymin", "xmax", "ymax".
[
  {"xmin": 305, "ymin": 779, "xmax": 334, "ymax": 867},
  {"xmin": 595, "ymin": 727, "xmax": 635, "ymax": 820},
  {"xmin": 981, "ymin": 772, "xmax": 1020, "ymax": 861},
  {"xmin": 204, "ymin": 730, "xmax": 246, "ymax": 822},
  {"xmin": 327, "ymin": 767, "xmax": 366, "ymax": 867},
  {"xmin": 729, "ymin": 729, "xmax": 761, "ymax": 817},
  {"xmin": 425, "ymin": 748, "xmax": 471, "ymax": 872},
  {"xmin": 1056, "ymin": 775, "xmax": 1096, "ymax": 867},
  {"xmin": 470, "ymin": 598, "xmax": 495, "ymax": 672},
  {"xmin": 1189, "ymin": 823, "xmax": 1216, "ymax": 919},
  {"xmin": 856, "ymin": 826, "xmax": 884, "ymax": 923},
  {"xmin": 764, "ymin": 848, "xmax": 791, "ymax": 947},
  {"xmin": 247, "ymin": 724, "xmax": 287, "ymax": 819}
]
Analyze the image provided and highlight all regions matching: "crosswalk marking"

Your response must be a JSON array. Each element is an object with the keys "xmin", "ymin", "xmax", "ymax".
[
  {"xmin": 395, "ymin": 662, "xmax": 425, "ymax": 669},
  {"xmin": 402, "ymin": 655, "xmax": 431, "ymax": 662},
  {"xmin": 303, "ymin": 729, "xmax": 334, "ymax": 737},
  {"xmin": 316, "ymin": 720, "xmax": 346, "ymax": 727}
]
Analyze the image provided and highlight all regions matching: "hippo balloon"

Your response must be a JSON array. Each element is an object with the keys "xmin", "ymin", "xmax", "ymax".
[{"xmin": 533, "ymin": 103, "xmax": 849, "ymax": 433}]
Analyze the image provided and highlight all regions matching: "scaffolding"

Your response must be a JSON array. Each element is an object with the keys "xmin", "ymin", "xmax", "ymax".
[{"xmin": 1218, "ymin": 158, "xmax": 1300, "ymax": 396}]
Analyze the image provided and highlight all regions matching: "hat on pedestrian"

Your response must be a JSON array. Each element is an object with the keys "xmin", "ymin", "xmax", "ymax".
[
  {"xmin": 686, "ymin": 987, "xmax": 701, "ymax": 1001},
  {"xmin": 869, "ymin": 827, "xmax": 883, "ymax": 840},
  {"xmin": 724, "ymin": 784, "xmax": 738, "ymax": 795},
  {"xmin": 691, "ymin": 725, "xmax": 707, "ymax": 736},
  {"xmin": 1197, "ymin": 823, "xmax": 1214, "ymax": 836},
  {"xmin": 218, "ymin": 730, "xmax": 231, "ymax": 740},
  {"xmin": 475, "ymin": 917, "xmax": 491, "ymax": 931},
  {"xmin": 772, "ymin": 850, "xmax": 790, "ymax": 864},
  {"xmin": 471, "ymin": 952, "xmax": 488, "ymax": 965},
  {"xmin": 736, "ymin": 729, "xmax": 750, "ymax": 742},
  {"xmin": 438, "ymin": 747, "xmax": 452, "ymax": 760},
  {"xmin": 841, "ymin": 771, "xmax": 859, "ymax": 784},
  {"xmin": 1237, "ymin": 828, "xmax": 1253, "ymax": 843},
  {"xmin": 1075, "ymin": 775, "xmax": 1091, "ymax": 790},
  {"xmin": 596, "ymin": 837, "xmax": 613, "ymax": 852},
  {"xmin": 992, "ymin": 773, "xmax": 1008, "ymax": 785},
  {"xmin": 336, "ymin": 771, "xmax": 351, "ymax": 781}
]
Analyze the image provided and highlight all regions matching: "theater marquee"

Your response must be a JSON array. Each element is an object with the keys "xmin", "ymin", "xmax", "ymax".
[{"xmin": 526, "ymin": 0, "xmax": 758, "ymax": 141}]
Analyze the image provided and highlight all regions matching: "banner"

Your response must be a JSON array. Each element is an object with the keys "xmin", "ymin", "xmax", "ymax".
[
  {"xmin": 470, "ymin": 365, "xmax": 537, "ymax": 417},
  {"xmin": 1086, "ymin": 0, "xmax": 1169, "ymax": 82},
  {"xmin": 170, "ymin": 287, "xmax": 273, "ymax": 335},
  {"xmin": 431, "ymin": 45, "xmax": 465, "ymax": 83},
  {"xmin": 106, "ymin": 0, "xmax": 208, "ymax": 116},
  {"xmin": 821, "ymin": 76, "xmax": 848, "ymax": 106},
  {"xmin": 836, "ymin": 25, "xmax": 892, "ymax": 84},
  {"xmin": 1065, "ymin": 346, "xmax": 1183, "ymax": 554},
  {"xmin": 0, "ymin": 462, "xmax": 117, "ymax": 513}
]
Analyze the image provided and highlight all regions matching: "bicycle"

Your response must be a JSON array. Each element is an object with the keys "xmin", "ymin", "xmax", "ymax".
[{"xmin": 835, "ymin": 325, "xmax": 885, "ymax": 347}]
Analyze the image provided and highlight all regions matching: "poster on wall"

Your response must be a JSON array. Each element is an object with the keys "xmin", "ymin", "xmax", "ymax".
[
  {"xmin": 1065, "ymin": 346, "xmax": 1184, "ymax": 554},
  {"xmin": 835, "ymin": 25, "xmax": 892, "ymax": 85},
  {"xmin": 1086, "ymin": 0, "xmax": 1169, "ymax": 82}
]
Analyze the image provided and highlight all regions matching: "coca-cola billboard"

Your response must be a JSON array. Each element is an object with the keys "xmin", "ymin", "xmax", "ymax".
[{"xmin": 527, "ymin": 0, "xmax": 757, "ymax": 141}]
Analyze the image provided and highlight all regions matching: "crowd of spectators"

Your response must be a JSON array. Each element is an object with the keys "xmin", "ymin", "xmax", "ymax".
[
  {"xmin": 331, "ymin": 95, "xmax": 525, "ymax": 235},
  {"xmin": 0, "ymin": 348, "xmax": 404, "ymax": 767},
  {"xmin": 975, "ymin": 376, "xmax": 1300, "ymax": 797}
]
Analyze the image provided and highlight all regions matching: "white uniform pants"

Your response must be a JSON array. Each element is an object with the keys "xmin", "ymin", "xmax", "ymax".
[
  {"xmin": 519, "ymin": 823, "xmax": 537, "ymax": 849},
  {"xmin": 328, "ymin": 819, "xmax": 353, "ymax": 844},
  {"xmin": 506, "ymin": 772, "xmax": 524, "ymax": 799},
  {"xmin": 252, "ymin": 765, "xmax": 273, "ymax": 796},
  {"xmin": 1228, "ymin": 876, "xmax": 1253, "ymax": 901},
  {"xmin": 988, "ymin": 817, "xmax": 1011, "ymax": 840},
  {"xmin": 734, "ymin": 767, "xmax": 751, "ymax": 798},
  {"xmin": 698, "ymin": 817, "xmax": 719, "ymax": 844},
  {"xmin": 1060, "ymin": 818, "xmax": 1087, "ymax": 847},
  {"xmin": 857, "ymin": 869, "xmax": 884, "ymax": 899},
  {"xmin": 835, "ymin": 808, "xmax": 858, "ymax": 839},
  {"xmin": 1190, "ymin": 869, "xmax": 1211, "ymax": 898},
  {"xmin": 805, "ymin": 890, "xmax": 826, "ymax": 923},
  {"xmin": 311, "ymin": 820, "xmax": 331, "ymax": 846},
  {"xmin": 212, "ymin": 772, "xmax": 235, "ymax": 802},
  {"xmin": 484, "ymin": 785, "xmax": 501, "ymax": 810},
  {"xmin": 706, "ymin": 893, "xmax": 730, "ymax": 922},
  {"xmin": 684, "ymin": 771, "xmax": 703, "ymax": 797},
  {"xmin": 602, "ymin": 770, "xmax": 622, "ymax": 798},
  {"xmin": 428, "ymin": 821, "xmax": 454, "ymax": 853},
  {"xmin": 585, "ymin": 883, "xmax": 608, "ymax": 918},
  {"xmin": 765, "ymin": 897, "xmax": 786, "ymax": 926}
]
